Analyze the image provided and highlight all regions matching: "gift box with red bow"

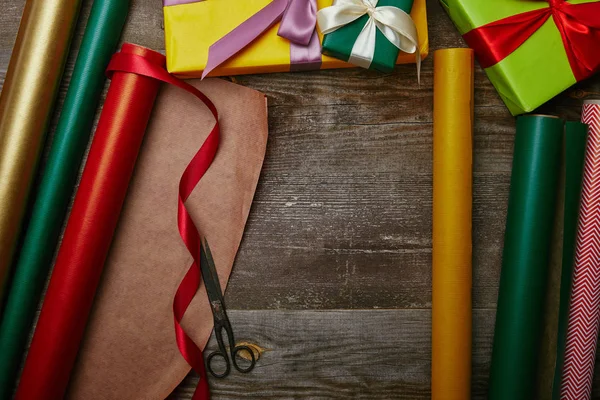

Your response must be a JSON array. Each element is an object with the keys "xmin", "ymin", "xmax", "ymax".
[{"xmin": 440, "ymin": 0, "xmax": 600, "ymax": 115}]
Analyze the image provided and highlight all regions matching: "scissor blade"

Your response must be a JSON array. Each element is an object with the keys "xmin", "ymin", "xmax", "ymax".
[
  {"xmin": 203, "ymin": 239, "xmax": 225, "ymax": 303},
  {"xmin": 200, "ymin": 242, "xmax": 223, "ymax": 304}
]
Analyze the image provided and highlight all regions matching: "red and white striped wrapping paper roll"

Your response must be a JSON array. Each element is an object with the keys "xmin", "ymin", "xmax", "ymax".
[{"xmin": 561, "ymin": 100, "xmax": 600, "ymax": 400}]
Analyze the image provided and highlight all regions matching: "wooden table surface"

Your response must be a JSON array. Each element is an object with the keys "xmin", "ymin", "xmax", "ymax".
[{"xmin": 2, "ymin": 0, "xmax": 600, "ymax": 399}]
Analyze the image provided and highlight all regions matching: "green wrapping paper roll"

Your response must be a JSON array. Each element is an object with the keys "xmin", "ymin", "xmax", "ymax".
[
  {"xmin": 0, "ymin": 1, "xmax": 129, "ymax": 398},
  {"xmin": 552, "ymin": 121, "xmax": 588, "ymax": 399},
  {"xmin": 535, "ymin": 121, "xmax": 587, "ymax": 400},
  {"xmin": 489, "ymin": 115, "xmax": 564, "ymax": 400}
]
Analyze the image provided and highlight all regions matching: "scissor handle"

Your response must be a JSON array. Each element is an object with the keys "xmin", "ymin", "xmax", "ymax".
[
  {"xmin": 230, "ymin": 345, "xmax": 256, "ymax": 374},
  {"xmin": 207, "ymin": 350, "xmax": 231, "ymax": 379},
  {"xmin": 207, "ymin": 322, "xmax": 232, "ymax": 378},
  {"xmin": 206, "ymin": 322, "xmax": 256, "ymax": 378},
  {"xmin": 206, "ymin": 346, "xmax": 256, "ymax": 378},
  {"xmin": 222, "ymin": 320, "xmax": 256, "ymax": 374}
]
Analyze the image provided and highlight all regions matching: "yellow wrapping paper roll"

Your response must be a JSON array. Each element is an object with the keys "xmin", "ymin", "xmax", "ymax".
[
  {"xmin": 432, "ymin": 48, "xmax": 474, "ymax": 400},
  {"xmin": 0, "ymin": 0, "xmax": 81, "ymax": 300}
]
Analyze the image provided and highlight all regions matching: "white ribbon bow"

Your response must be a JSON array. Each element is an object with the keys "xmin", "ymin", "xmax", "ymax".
[{"xmin": 317, "ymin": 0, "xmax": 420, "ymax": 81}]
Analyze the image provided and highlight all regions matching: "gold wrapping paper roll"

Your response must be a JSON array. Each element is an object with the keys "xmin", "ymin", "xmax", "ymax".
[
  {"xmin": 0, "ymin": 0, "xmax": 81, "ymax": 300},
  {"xmin": 432, "ymin": 48, "xmax": 474, "ymax": 400}
]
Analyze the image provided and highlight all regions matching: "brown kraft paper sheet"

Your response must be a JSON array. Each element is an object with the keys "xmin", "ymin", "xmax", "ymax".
[{"xmin": 66, "ymin": 78, "xmax": 268, "ymax": 400}]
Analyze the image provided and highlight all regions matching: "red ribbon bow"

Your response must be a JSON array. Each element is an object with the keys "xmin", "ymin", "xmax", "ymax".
[{"xmin": 462, "ymin": 0, "xmax": 600, "ymax": 81}]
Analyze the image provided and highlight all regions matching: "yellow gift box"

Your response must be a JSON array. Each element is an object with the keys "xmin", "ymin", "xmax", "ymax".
[{"xmin": 163, "ymin": 0, "xmax": 429, "ymax": 77}]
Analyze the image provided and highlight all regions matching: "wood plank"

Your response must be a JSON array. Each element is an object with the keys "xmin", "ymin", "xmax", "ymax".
[
  {"xmin": 172, "ymin": 309, "xmax": 492, "ymax": 399},
  {"xmin": 170, "ymin": 309, "xmax": 600, "ymax": 399},
  {"xmin": 224, "ymin": 173, "xmax": 508, "ymax": 310}
]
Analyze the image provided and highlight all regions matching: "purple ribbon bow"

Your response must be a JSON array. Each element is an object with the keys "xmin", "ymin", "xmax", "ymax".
[{"xmin": 196, "ymin": 0, "xmax": 322, "ymax": 78}]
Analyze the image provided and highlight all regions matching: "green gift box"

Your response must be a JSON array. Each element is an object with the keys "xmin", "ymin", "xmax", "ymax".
[
  {"xmin": 321, "ymin": 0, "xmax": 416, "ymax": 73},
  {"xmin": 440, "ymin": 0, "xmax": 600, "ymax": 115}
]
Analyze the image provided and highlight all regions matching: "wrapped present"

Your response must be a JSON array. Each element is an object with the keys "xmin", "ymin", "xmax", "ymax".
[
  {"xmin": 163, "ymin": 0, "xmax": 429, "ymax": 78},
  {"xmin": 440, "ymin": 0, "xmax": 600, "ymax": 115},
  {"xmin": 318, "ymin": 0, "xmax": 419, "ymax": 73}
]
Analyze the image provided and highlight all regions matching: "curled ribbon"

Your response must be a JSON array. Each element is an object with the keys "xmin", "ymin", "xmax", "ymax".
[
  {"xmin": 202, "ymin": 0, "xmax": 321, "ymax": 78},
  {"xmin": 462, "ymin": 0, "xmax": 600, "ymax": 81},
  {"xmin": 107, "ymin": 51, "xmax": 220, "ymax": 400},
  {"xmin": 317, "ymin": 0, "xmax": 420, "ymax": 80}
]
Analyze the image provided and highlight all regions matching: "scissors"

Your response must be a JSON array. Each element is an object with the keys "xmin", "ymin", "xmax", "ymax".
[{"xmin": 200, "ymin": 240, "xmax": 256, "ymax": 378}]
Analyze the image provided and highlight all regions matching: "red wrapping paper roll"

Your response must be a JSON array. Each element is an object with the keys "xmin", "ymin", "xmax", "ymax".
[{"xmin": 15, "ymin": 44, "xmax": 165, "ymax": 400}]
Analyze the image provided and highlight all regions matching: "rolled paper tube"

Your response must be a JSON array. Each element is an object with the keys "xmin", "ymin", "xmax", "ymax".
[
  {"xmin": 536, "ymin": 121, "xmax": 587, "ymax": 400},
  {"xmin": 489, "ymin": 115, "xmax": 564, "ymax": 400},
  {"xmin": 14, "ymin": 44, "xmax": 165, "ymax": 400},
  {"xmin": 0, "ymin": 1, "xmax": 130, "ymax": 397},
  {"xmin": 431, "ymin": 48, "xmax": 474, "ymax": 400},
  {"xmin": 561, "ymin": 100, "xmax": 600, "ymax": 400},
  {"xmin": 0, "ymin": 0, "xmax": 82, "ymax": 303},
  {"xmin": 550, "ymin": 121, "xmax": 587, "ymax": 400}
]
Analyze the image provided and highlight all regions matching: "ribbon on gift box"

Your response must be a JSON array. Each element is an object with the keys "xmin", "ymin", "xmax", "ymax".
[
  {"xmin": 317, "ymin": 0, "xmax": 420, "ymax": 79},
  {"xmin": 201, "ymin": 0, "xmax": 321, "ymax": 77},
  {"xmin": 462, "ymin": 0, "xmax": 600, "ymax": 82}
]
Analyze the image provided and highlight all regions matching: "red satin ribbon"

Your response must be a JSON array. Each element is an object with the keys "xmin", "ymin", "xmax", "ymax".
[
  {"xmin": 108, "ymin": 53, "xmax": 220, "ymax": 400},
  {"xmin": 462, "ymin": 0, "xmax": 600, "ymax": 81}
]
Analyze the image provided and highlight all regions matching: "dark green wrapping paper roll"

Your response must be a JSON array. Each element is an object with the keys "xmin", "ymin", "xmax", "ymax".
[
  {"xmin": 0, "ymin": 1, "xmax": 129, "ymax": 398},
  {"xmin": 551, "ymin": 121, "xmax": 588, "ymax": 399},
  {"xmin": 489, "ymin": 115, "xmax": 564, "ymax": 400}
]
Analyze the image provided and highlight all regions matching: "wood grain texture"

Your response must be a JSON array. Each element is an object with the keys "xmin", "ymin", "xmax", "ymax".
[
  {"xmin": 2, "ymin": 0, "xmax": 600, "ymax": 398},
  {"xmin": 172, "ymin": 310, "xmax": 491, "ymax": 399},
  {"xmin": 172, "ymin": 310, "xmax": 600, "ymax": 399}
]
